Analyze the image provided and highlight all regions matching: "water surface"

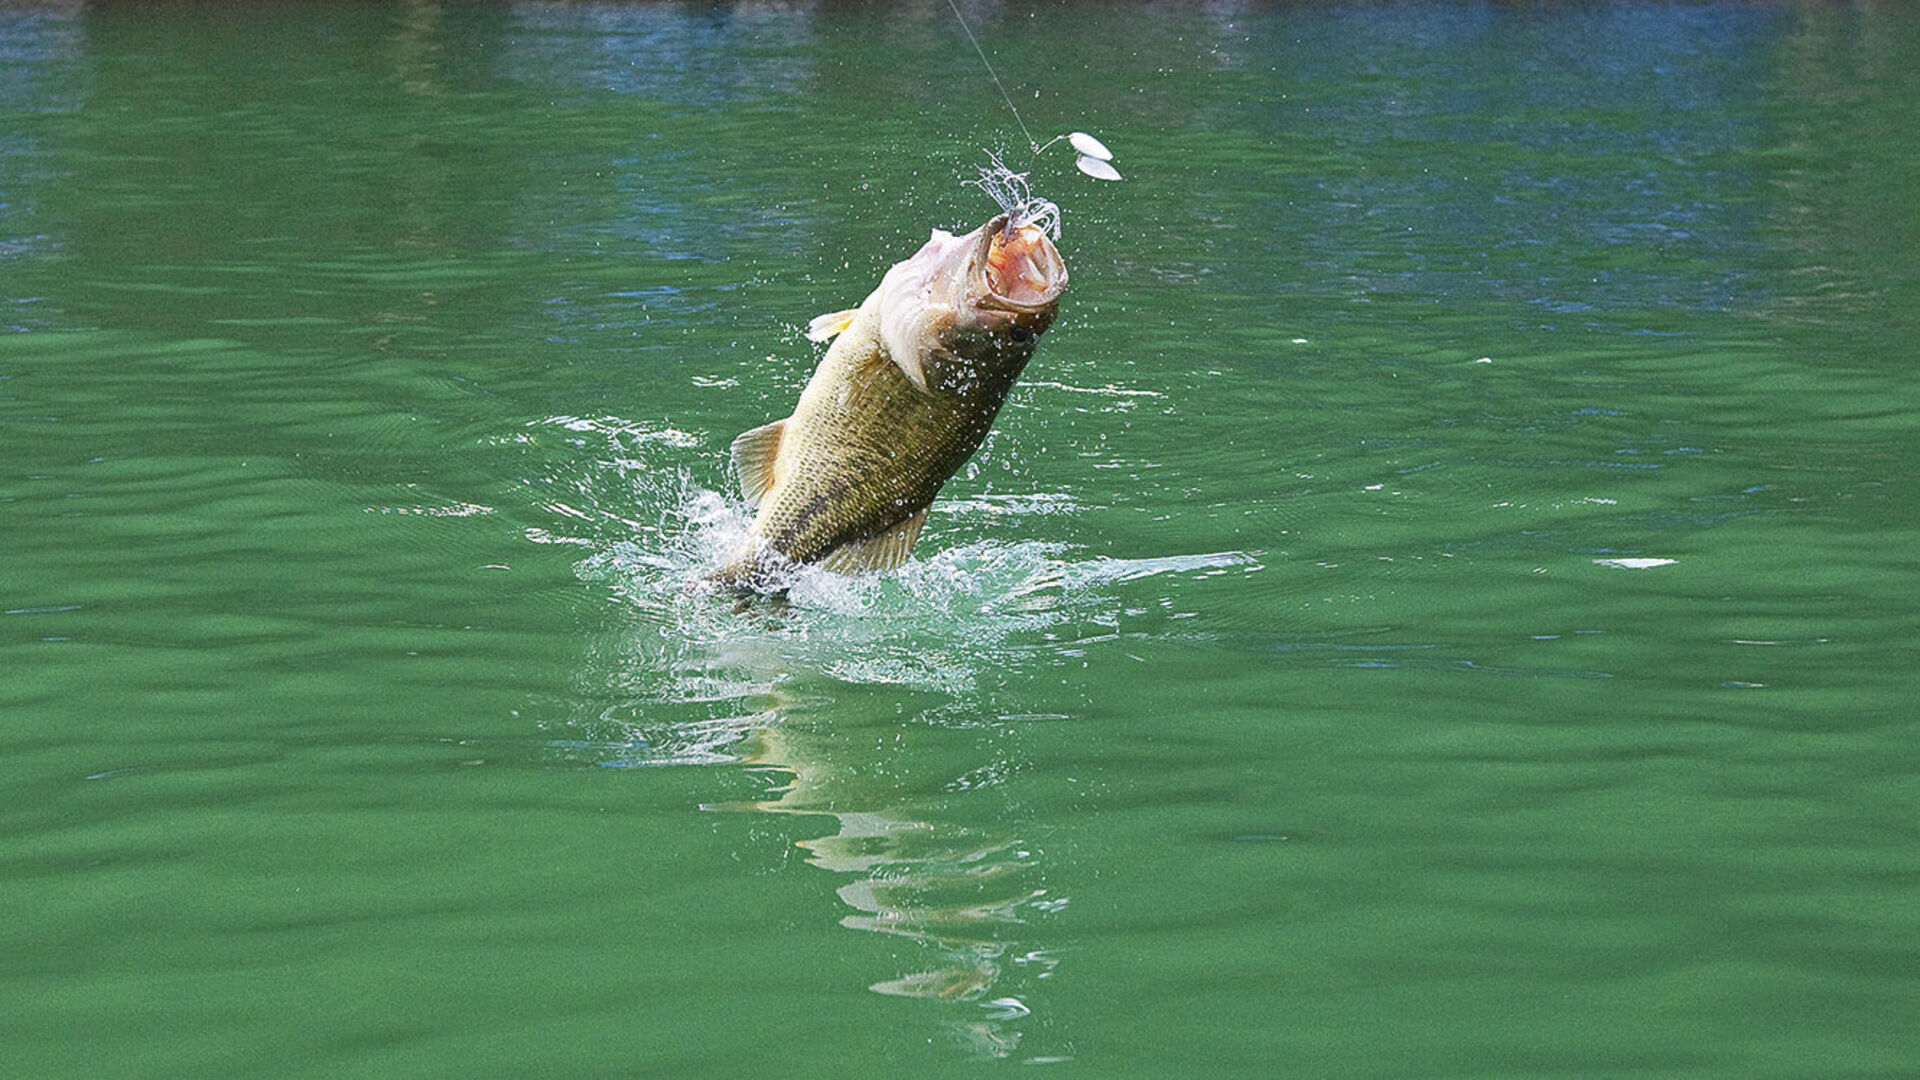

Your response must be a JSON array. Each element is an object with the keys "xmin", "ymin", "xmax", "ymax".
[{"xmin": 3, "ymin": 2, "xmax": 1917, "ymax": 1075}]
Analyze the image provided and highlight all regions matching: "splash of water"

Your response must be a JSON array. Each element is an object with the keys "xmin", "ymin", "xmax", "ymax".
[{"xmin": 528, "ymin": 416, "xmax": 1257, "ymax": 1059}]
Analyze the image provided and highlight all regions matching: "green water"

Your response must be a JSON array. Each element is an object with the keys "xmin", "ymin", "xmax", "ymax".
[{"xmin": 4, "ymin": 2, "xmax": 1917, "ymax": 1075}]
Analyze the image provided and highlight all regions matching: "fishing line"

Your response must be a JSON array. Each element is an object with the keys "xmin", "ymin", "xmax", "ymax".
[
  {"xmin": 943, "ymin": 0, "xmax": 1121, "ymax": 181},
  {"xmin": 944, "ymin": 0, "xmax": 1039, "ymax": 154}
]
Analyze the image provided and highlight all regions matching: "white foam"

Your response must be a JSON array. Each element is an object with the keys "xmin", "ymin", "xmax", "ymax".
[{"xmin": 563, "ymin": 444, "xmax": 1264, "ymax": 759}]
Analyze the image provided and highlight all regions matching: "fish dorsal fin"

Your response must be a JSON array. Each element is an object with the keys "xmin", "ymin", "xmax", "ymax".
[
  {"xmin": 805, "ymin": 308, "xmax": 859, "ymax": 343},
  {"xmin": 818, "ymin": 507, "xmax": 930, "ymax": 575},
  {"xmin": 729, "ymin": 418, "xmax": 787, "ymax": 508}
]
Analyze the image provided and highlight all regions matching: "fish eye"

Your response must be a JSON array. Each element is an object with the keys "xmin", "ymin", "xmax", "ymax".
[{"xmin": 1009, "ymin": 325, "xmax": 1032, "ymax": 343}]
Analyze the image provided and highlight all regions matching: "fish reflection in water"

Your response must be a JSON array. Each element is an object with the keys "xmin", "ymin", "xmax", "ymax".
[
  {"xmin": 746, "ymin": 722, "xmax": 1053, "ymax": 994},
  {"xmin": 572, "ymin": 627, "xmax": 1065, "ymax": 1058},
  {"xmin": 582, "ymin": 707, "xmax": 1060, "ymax": 1058}
]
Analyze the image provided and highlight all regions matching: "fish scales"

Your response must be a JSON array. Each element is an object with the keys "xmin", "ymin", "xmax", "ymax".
[
  {"xmin": 762, "ymin": 306, "xmax": 1029, "ymax": 562},
  {"xmin": 708, "ymin": 212, "xmax": 1067, "ymax": 592}
]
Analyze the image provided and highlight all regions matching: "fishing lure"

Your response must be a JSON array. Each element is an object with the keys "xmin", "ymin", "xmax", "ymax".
[
  {"xmin": 945, "ymin": 0, "xmax": 1125, "ymax": 191},
  {"xmin": 969, "ymin": 152, "xmax": 1062, "ymax": 240}
]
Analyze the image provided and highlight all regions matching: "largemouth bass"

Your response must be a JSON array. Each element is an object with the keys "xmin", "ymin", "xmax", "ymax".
[{"xmin": 706, "ymin": 212, "xmax": 1067, "ymax": 592}]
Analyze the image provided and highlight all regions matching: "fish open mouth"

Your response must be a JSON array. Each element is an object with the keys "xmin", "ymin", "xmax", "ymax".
[{"xmin": 982, "ymin": 216, "xmax": 1067, "ymax": 311}]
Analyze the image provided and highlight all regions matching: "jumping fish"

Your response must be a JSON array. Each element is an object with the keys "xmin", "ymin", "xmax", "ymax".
[{"xmin": 705, "ymin": 205, "xmax": 1068, "ymax": 592}]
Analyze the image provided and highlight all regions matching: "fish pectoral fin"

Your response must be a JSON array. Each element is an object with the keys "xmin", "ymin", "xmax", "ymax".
[
  {"xmin": 729, "ymin": 418, "xmax": 788, "ymax": 508},
  {"xmin": 818, "ymin": 507, "xmax": 930, "ymax": 575},
  {"xmin": 805, "ymin": 308, "xmax": 859, "ymax": 343}
]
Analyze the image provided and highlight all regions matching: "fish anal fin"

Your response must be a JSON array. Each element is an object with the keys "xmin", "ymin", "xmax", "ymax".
[
  {"xmin": 805, "ymin": 308, "xmax": 859, "ymax": 343},
  {"xmin": 818, "ymin": 507, "xmax": 930, "ymax": 575},
  {"xmin": 729, "ymin": 419, "xmax": 788, "ymax": 508}
]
